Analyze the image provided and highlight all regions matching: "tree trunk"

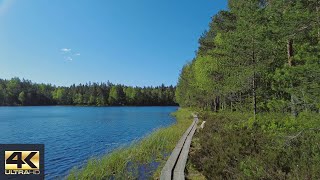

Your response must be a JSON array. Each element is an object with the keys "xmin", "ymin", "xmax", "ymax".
[
  {"xmin": 231, "ymin": 101, "xmax": 233, "ymax": 111},
  {"xmin": 212, "ymin": 100, "xmax": 216, "ymax": 112},
  {"xmin": 252, "ymin": 38, "xmax": 257, "ymax": 120},
  {"xmin": 215, "ymin": 96, "xmax": 220, "ymax": 112},
  {"xmin": 287, "ymin": 39, "xmax": 294, "ymax": 66},
  {"xmin": 222, "ymin": 97, "xmax": 226, "ymax": 111},
  {"xmin": 287, "ymin": 39, "xmax": 297, "ymax": 117},
  {"xmin": 317, "ymin": 4, "xmax": 320, "ymax": 40},
  {"xmin": 253, "ymin": 73, "xmax": 257, "ymax": 120}
]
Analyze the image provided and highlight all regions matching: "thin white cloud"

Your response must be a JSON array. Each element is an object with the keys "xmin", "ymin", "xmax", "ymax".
[
  {"xmin": 64, "ymin": 57, "xmax": 73, "ymax": 61},
  {"xmin": 60, "ymin": 48, "xmax": 80, "ymax": 62},
  {"xmin": 61, "ymin": 48, "xmax": 72, "ymax": 53}
]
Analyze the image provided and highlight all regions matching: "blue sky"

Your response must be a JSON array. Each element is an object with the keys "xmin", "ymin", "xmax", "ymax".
[{"xmin": 0, "ymin": 0, "xmax": 227, "ymax": 87}]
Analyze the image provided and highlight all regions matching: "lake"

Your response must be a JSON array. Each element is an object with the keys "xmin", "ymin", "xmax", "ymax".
[{"xmin": 0, "ymin": 106, "xmax": 178, "ymax": 179}]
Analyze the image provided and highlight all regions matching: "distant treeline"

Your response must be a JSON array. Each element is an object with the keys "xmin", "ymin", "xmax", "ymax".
[{"xmin": 0, "ymin": 78, "xmax": 177, "ymax": 106}]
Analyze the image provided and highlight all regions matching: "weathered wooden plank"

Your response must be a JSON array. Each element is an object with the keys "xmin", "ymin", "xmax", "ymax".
[
  {"xmin": 160, "ymin": 116, "xmax": 197, "ymax": 180},
  {"xmin": 160, "ymin": 114, "xmax": 198, "ymax": 180},
  {"xmin": 173, "ymin": 117, "xmax": 198, "ymax": 180}
]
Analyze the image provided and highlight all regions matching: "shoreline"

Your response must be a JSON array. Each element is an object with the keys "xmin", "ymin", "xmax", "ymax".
[
  {"xmin": 67, "ymin": 108, "xmax": 193, "ymax": 179},
  {"xmin": 0, "ymin": 105, "xmax": 179, "ymax": 107}
]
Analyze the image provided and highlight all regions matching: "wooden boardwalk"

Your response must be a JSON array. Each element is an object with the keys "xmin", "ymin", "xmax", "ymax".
[{"xmin": 160, "ymin": 114, "xmax": 198, "ymax": 180}]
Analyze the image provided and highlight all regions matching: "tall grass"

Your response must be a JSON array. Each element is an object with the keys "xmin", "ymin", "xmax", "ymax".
[{"xmin": 67, "ymin": 108, "xmax": 193, "ymax": 179}]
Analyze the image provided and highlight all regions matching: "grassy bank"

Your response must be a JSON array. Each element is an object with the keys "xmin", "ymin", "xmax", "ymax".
[
  {"xmin": 67, "ymin": 108, "xmax": 193, "ymax": 179},
  {"xmin": 188, "ymin": 111, "xmax": 320, "ymax": 179}
]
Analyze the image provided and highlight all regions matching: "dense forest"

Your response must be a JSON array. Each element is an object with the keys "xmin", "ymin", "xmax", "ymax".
[
  {"xmin": 176, "ymin": 0, "xmax": 320, "ymax": 117},
  {"xmin": 175, "ymin": 0, "xmax": 320, "ymax": 179},
  {"xmin": 0, "ymin": 78, "xmax": 176, "ymax": 106}
]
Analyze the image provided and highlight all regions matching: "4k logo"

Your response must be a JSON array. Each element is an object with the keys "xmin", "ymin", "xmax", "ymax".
[
  {"xmin": 1, "ymin": 144, "xmax": 44, "ymax": 179},
  {"xmin": 5, "ymin": 151, "xmax": 40, "ymax": 170}
]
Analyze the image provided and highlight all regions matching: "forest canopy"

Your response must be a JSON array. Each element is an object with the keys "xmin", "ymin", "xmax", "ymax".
[
  {"xmin": 179, "ymin": 1, "xmax": 320, "ymax": 179},
  {"xmin": 0, "ymin": 78, "xmax": 176, "ymax": 106},
  {"xmin": 176, "ymin": 0, "xmax": 320, "ymax": 117}
]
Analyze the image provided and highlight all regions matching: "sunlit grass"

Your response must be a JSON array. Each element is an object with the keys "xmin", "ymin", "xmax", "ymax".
[{"xmin": 67, "ymin": 108, "xmax": 193, "ymax": 179}]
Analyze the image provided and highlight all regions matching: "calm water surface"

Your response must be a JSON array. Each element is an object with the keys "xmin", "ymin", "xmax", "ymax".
[{"xmin": 0, "ymin": 106, "xmax": 178, "ymax": 179}]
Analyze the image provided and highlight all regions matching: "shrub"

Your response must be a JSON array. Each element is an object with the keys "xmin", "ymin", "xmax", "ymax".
[{"xmin": 189, "ymin": 111, "xmax": 320, "ymax": 179}]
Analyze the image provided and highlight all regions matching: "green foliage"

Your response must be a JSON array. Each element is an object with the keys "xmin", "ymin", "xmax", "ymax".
[
  {"xmin": 6, "ymin": 78, "xmax": 21, "ymax": 105},
  {"xmin": 52, "ymin": 88, "xmax": 67, "ymax": 105},
  {"xmin": 108, "ymin": 86, "xmax": 125, "ymax": 105},
  {"xmin": 175, "ymin": 63, "xmax": 196, "ymax": 107},
  {"xmin": 124, "ymin": 87, "xmax": 137, "ymax": 105},
  {"xmin": 267, "ymin": 99, "xmax": 289, "ymax": 113},
  {"xmin": 18, "ymin": 91, "xmax": 26, "ymax": 105},
  {"xmin": 190, "ymin": 111, "xmax": 320, "ymax": 179},
  {"xmin": 0, "ymin": 78, "xmax": 177, "ymax": 106},
  {"xmin": 194, "ymin": 56, "xmax": 219, "ymax": 92},
  {"xmin": 0, "ymin": 84, "xmax": 6, "ymax": 104},
  {"xmin": 176, "ymin": 0, "xmax": 320, "ymax": 115}
]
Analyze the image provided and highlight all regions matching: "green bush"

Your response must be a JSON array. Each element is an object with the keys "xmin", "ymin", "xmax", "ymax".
[
  {"xmin": 267, "ymin": 99, "xmax": 289, "ymax": 113},
  {"xmin": 190, "ymin": 111, "xmax": 320, "ymax": 179}
]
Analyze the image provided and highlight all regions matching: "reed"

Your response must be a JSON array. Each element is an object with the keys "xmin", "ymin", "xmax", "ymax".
[{"xmin": 67, "ymin": 108, "xmax": 193, "ymax": 179}]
